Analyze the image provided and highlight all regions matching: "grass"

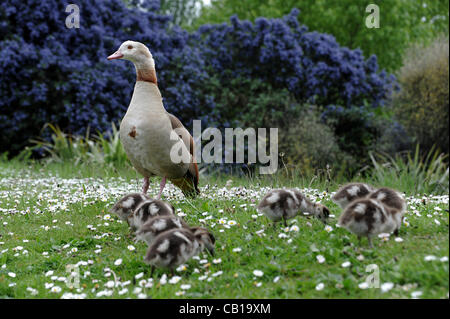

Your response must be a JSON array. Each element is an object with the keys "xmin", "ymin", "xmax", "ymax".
[{"xmin": 0, "ymin": 160, "xmax": 448, "ymax": 299}]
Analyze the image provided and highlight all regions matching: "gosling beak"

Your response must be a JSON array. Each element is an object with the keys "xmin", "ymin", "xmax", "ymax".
[
  {"xmin": 207, "ymin": 247, "xmax": 215, "ymax": 256},
  {"xmin": 107, "ymin": 50, "xmax": 124, "ymax": 60}
]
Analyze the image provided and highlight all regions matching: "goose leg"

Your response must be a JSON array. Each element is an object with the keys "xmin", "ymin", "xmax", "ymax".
[
  {"xmin": 142, "ymin": 177, "xmax": 150, "ymax": 194},
  {"xmin": 367, "ymin": 236, "xmax": 373, "ymax": 249},
  {"xmin": 157, "ymin": 177, "xmax": 166, "ymax": 199},
  {"xmin": 150, "ymin": 265, "xmax": 155, "ymax": 277}
]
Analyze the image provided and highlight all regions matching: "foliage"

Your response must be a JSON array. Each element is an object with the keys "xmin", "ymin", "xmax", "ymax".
[
  {"xmin": 192, "ymin": 10, "xmax": 396, "ymax": 169},
  {"xmin": 28, "ymin": 123, "xmax": 130, "ymax": 168},
  {"xmin": 278, "ymin": 106, "xmax": 351, "ymax": 176},
  {"xmin": 392, "ymin": 36, "xmax": 449, "ymax": 155},
  {"xmin": 367, "ymin": 145, "xmax": 449, "ymax": 195},
  {"xmin": 159, "ymin": 0, "xmax": 202, "ymax": 27},
  {"xmin": 194, "ymin": 0, "xmax": 449, "ymax": 71}
]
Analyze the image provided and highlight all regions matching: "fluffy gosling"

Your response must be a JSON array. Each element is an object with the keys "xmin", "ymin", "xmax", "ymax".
[
  {"xmin": 128, "ymin": 199, "xmax": 175, "ymax": 231},
  {"xmin": 144, "ymin": 227, "xmax": 215, "ymax": 276},
  {"xmin": 368, "ymin": 187, "xmax": 406, "ymax": 235},
  {"xmin": 110, "ymin": 193, "xmax": 151, "ymax": 222},
  {"xmin": 135, "ymin": 215, "xmax": 189, "ymax": 245},
  {"xmin": 257, "ymin": 189, "xmax": 330, "ymax": 226},
  {"xmin": 338, "ymin": 198, "xmax": 402, "ymax": 248},
  {"xmin": 331, "ymin": 183, "xmax": 374, "ymax": 209}
]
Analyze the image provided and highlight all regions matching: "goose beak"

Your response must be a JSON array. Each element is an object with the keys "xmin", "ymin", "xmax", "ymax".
[{"xmin": 107, "ymin": 50, "xmax": 124, "ymax": 60}]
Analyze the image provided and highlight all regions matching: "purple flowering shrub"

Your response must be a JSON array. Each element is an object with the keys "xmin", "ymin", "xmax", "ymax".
[
  {"xmin": 194, "ymin": 10, "xmax": 395, "ymax": 111},
  {"xmin": 0, "ymin": 1, "xmax": 396, "ymax": 166},
  {"xmin": 192, "ymin": 10, "xmax": 397, "ymax": 167}
]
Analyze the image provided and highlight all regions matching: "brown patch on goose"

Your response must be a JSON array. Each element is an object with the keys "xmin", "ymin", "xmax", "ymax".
[
  {"xmin": 137, "ymin": 68, "xmax": 157, "ymax": 84},
  {"xmin": 129, "ymin": 126, "xmax": 137, "ymax": 138}
]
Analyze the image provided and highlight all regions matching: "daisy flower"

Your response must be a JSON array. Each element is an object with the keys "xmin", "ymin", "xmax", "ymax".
[
  {"xmin": 315, "ymin": 283, "xmax": 325, "ymax": 291},
  {"xmin": 253, "ymin": 270, "xmax": 264, "ymax": 277},
  {"xmin": 316, "ymin": 255, "xmax": 325, "ymax": 264}
]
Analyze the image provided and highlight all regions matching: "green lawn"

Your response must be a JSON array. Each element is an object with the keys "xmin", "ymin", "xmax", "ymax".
[{"xmin": 0, "ymin": 161, "xmax": 448, "ymax": 299}]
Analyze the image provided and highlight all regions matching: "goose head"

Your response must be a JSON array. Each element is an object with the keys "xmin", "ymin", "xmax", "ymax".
[{"xmin": 107, "ymin": 40, "xmax": 155, "ymax": 70}]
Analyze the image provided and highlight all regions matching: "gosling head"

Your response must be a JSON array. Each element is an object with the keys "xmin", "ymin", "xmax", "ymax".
[
  {"xmin": 313, "ymin": 203, "xmax": 330, "ymax": 224},
  {"xmin": 191, "ymin": 227, "xmax": 216, "ymax": 256}
]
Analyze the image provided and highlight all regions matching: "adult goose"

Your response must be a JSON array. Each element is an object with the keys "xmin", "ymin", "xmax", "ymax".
[{"xmin": 107, "ymin": 41, "xmax": 199, "ymax": 198}]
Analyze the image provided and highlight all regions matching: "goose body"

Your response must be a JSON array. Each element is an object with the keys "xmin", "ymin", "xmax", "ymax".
[
  {"xmin": 120, "ymin": 82, "xmax": 190, "ymax": 179},
  {"xmin": 368, "ymin": 187, "xmax": 406, "ymax": 235},
  {"xmin": 108, "ymin": 40, "xmax": 199, "ymax": 198},
  {"xmin": 368, "ymin": 187, "xmax": 406, "ymax": 213}
]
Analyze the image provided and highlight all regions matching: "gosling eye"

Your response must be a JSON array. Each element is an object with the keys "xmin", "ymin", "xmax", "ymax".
[{"xmin": 127, "ymin": 45, "xmax": 133, "ymax": 50}]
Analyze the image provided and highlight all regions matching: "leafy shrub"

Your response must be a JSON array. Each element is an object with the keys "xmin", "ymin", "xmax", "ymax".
[
  {"xmin": 278, "ymin": 106, "xmax": 353, "ymax": 175},
  {"xmin": 368, "ymin": 145, "xmax": 449, "ymax": 194},
  {"xmin": 392, "ymin": 36, "xmax": 449, "ymax": 154},
  {"xmin": 29, "ymin": 123, "xmax": 130, "ymax": 168},
  {"xmin": 193, "ymin": 0, "xmax": 450, "ymax": 72},
  {"xmin": 202, "ymin": 75, "xmax": 300, "ymax": 128}
]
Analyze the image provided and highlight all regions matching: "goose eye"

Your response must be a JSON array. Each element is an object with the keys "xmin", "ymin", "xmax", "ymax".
[{"xmin": 127, "ymin": 45, "xmax": 133, "ymax": 50}]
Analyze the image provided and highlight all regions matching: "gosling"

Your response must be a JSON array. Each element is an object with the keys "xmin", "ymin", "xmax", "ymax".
[
  {"xmin": 331, "ymin": 183, "xmax": 374, "ymax": 209},
  {"xmin": 368, "ymin": 187, "xmax": 406, "ymax": 235},
  {"xmin": 110, "ymin": 193, "xmax": 151, "ymax": 222},
  {"xmin": 144, "ymin": 227, "xmax": 215, "ymax": 276},
  {"xmin": 257, "ymin": 189, "xmax": 330, "ymax": 227},
  {"xmin": 135, "ymin": 215, "xmax": 189, "ymax": 245},
  {"xmin": 338, "ymin": 198, "xmax": 402, "ymax": 248},
  {"xmin": 128, "ymin": 199, "xmax": 175, "ymax": 231}
]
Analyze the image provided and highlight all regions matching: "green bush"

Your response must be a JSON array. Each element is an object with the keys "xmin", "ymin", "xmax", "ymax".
[
  {"xmin": 28, "ymin": 123, "xmax": 130, "ymax": 168},
  {"xmin": 278, "ymin": 107, "xmax": 355, "ymax": 176},
  {"xmin": 205, "ymin": 75, "xmax": 394, "ymax": 175},
  {"xmin": 206, "ymin": 75, "xmax": 300, "ymax": 130},
  {"xmin": 367, "ymin": 145, "xmax": 449, "ymax": 194},
  {"xmin": 393, "ymin": 36, "xmax": 449, "ymax": 154}
]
